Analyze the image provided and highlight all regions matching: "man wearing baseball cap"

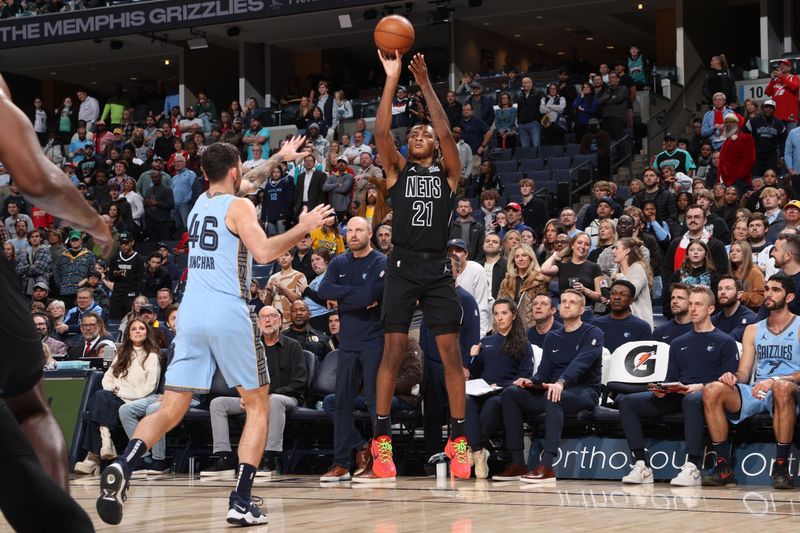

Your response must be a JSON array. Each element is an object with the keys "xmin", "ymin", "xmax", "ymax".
[
  {"xmin": 744, "ymin": 99, "xmax": 785, "ymax": 176},
  {"xmin": 783, "ymin": 200, "xmax": 800, "ymax": 232},
  {"xmin": 501, "ymin": 202, "xmax": 532, "ymax": 237},
  {"xmin": 54, "ymin": 229, "xmax": 97, "ymax": 309},
  {"xmin": 766, "ymin": 59, "xmax": 798, "ymax": 127},
  {"xmin": 718, "ymin": 113, "xmax": 755, "ymax": 193},
  {"xmin": 106, "ymin": 231, "xmax": 146, "ymax": 320},
  {"xmin": 654, "ymin": 132, "xmax": 695, "ymax": 176},
  {"xmin": 447, "ymin": 238, "xmax": 491, "ymax": 335}
]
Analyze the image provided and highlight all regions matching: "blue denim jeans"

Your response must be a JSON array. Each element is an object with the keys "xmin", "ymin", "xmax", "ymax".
[{"xmin": 518, "ymin": 121, "xmax": 541, "ymax": 148}]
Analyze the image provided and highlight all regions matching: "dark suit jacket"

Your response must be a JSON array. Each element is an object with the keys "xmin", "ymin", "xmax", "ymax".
[
  {"xmin": 294, "ymin": 169, "xmax": 327, "ymax": 216},
  {"xmin": 145, "ymin": 184, "xmax": 174, "ymax": 222},
  {"xmin": 66, "ymin": 333, "xmax": 116, "ymax": 360}
]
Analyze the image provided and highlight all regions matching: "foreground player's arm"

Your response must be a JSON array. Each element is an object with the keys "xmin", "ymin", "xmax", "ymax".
[
  {"xmin": 228, "ymin": 199, "xmax": 334, "ymax": 264},
  {"xmin": 721, "ymin": 323, "xmax": 756, "ymax": 386},
  {"xmin": 408, "ymin": 53, "xmax": 460, "ymax": 193},
  {"xmin": 375, "ymin": 50, "xmax": 407, "ymax": 190},
  {"xmin": 0, "ymin": 77, "xmax": 112, "ymax": 256},
  {"xmin": 238, "ymin": 135, "xmax": 311, "ymax": 196}
]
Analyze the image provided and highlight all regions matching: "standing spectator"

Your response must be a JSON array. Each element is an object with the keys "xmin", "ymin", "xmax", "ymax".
[
  {"xmin": 177, "ymin": 107, "xmax": 203, "ymax": 142},
  {"xmin": 4, "ymin": 201, "xmax": 33, "ymax": 235},
  {"xmin": 557, "ymin": 69, "xmax": 579, "ymax": 123},
  {"xmin": 121, "ymin": 178, "xmax": 145, "ymax": 229},
  {"xmin": 107, "ymin": 232, "xmax": 146, "ymax": 320},
  {"xmin": 314, "ymin": 81, "xmax": 334, "ymax": 126},
  {"xmin": 448, "ymin": 198, "xmax": 485, "ymax": 262},
  {"xmin": 573, "ymin": 82, "xmax": 599, "ymax": 141},
  {"xmin": 448, "ymin": 239, "xmax": 492, "ymax": 335},
  {"xmin": 627, "ymin": 45, "xmax": 648, "ymax": 89},
  {"xmin": 786, "ymin": 125, "xmax": 800, "ymax": 177},
  {"xmin": 264, "ymin": 251, "xmax": 307, "ymax": 324},
  {"xmin": 492, "ymin": 92, "xmax": 517, "ymax": 149},
  {"xmin": 77, "ymin": 87, "xmax": 100, "ymax": 132},
  {"xmin": 143, "ymin": 170, "xmax": 174, "ymax": 242},
  {"xmin": 352, "ymin": 152, "xmax": 383, "ymax": 204},
  {"xmin": 55, "ymin": 96, "xmax": 78, "ymax": 145},
  {"xmin": 243, "ymin": 116, "xmax": 270, "ymax": 161},
  {"xmin": 460, "ymin": 103, "xmax": 492, "ymax": 161},
  {"xmin": 142, "ymin": 252, "xmax": 171, "ymax": 299},
  {"xmin": 170, "ymin": 154, "xmax": 196, "ymax": 233},
  {"xmin": 539, "ymin": 84, "xmax": 566, "ymax": 146},
  {"xmin": 765, "ymin": 59, "xmax": 799, "ymax": 130},
  {"xmin": 466, "ymin": 82, "xmax": 495, "ymax": 127},
  {"xmin": 294, "ymin": 154, "xmax": 327, "ymax": 217},
  {"xmin": 701, "ymin": 92, "xmax": 736, "ymax": 150},
  {"xmin": 517, "ymin": 76, "xmax": 542, "ymax": 149},
  {"xmin": 479, "ymin": 233, "xmax": 507, "ymax": 300},
  {"xmin": 191, "ymin": 89, "xmax": 218, "ymax": 132},
  {"xmin": 54, "ymin": 230, "xmax": 96, "ymax": 309},
  {"xmin": 27, "ymin": 96, "xmax": 50, "ymax": 146},
  {"xmin": 702, "ymin": 54, "xmax": 737, "ymax": 105},
  {"xmin": 718, "ymin": 114, "xmax": 755, "ymax": 193},
  {"xmin": 744, "ymin": 99, "xmax": 784, "ymax": 176},
  {"xmin": 331, "ymin": 90, "xmax": 353, "ymax": 134},
  {"xmin": 519, "ymin": 178, "xmax": 548, "ymax": 235},
  {"xmin": 19, "ymin": 228, "xmax": 50, "ymax": 297},
  {"xmin": 597, "ymin": 72, "xmax": 629, "ymax": 141},
  {"xmin": 653, "ymin": 132, "xmax": 695, "ymax": 175},
  {"xmin": 611, "ymin": 238, "xmax": 654, "ymax": 328},
  {"xmin": 633, "ymin": 167, "xmax": 676, "ymax": 223},
  {"xmin": 261, "ymin": 166, "xmax": 295, "ymax": 236},
  {"xmin": 443, "ymin": 91, "xmax": 462, "ymax": 129}
]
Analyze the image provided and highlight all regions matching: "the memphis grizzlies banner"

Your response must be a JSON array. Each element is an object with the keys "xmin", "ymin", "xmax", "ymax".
[
  {"xmin": 0, "ymin": 0, "xmax": 383, "ymax": 49},
  {"xmin": 528, "ymin": 437, "xmax": 799, "ymax": 486}
]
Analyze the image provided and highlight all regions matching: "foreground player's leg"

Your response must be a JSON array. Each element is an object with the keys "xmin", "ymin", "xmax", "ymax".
[
  {"xmin": 701, "ymin": 382, "xmax": 740, "ymax": 487},
  {"xmin": 771, "ymin": 380, "xmax": 797, "ymax": 489},
  {"xmin": 97, "ymin": 390, "xmax": 193, "ymax": 525},
  {"xmin": 227, "ymin": 385, "xmax": 270, "ymax": 526},
  {"xmin": 436, "ymin": 332, "xmax": 470, "ymax": 479},
  {"xmin": 368, "ymin": 333, "xmax": 408, "ymax": 480}
]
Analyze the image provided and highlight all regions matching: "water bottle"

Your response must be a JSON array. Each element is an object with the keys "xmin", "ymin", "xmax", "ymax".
[{"xmin": 315, "ymin": 401, "xmax": 323, "ymax": 411}]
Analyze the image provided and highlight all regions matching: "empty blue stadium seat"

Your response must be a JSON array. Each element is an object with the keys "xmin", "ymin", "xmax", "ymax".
[
  {"xmin": 573, "ymin": 153, "xmax": 598, "ymax": 167},
  {"xmin": 529, "ymin": 170, "xmax": 553, "ymax": 182},
  {"xmin": 493, "ymin": 160, "xmax": 519, "ymax": 173},
  {"xmin": 546, "ymin": 156, "xmax": 571, "ymax": 170},
  {"xmin": 519, "ymin": 159, "xmax": 545, "ymax": 173},
  {"xmin": 565, "ymin": 143, "xmax": 582, "ymax": 157},
  {"xmin": 540, "ymin": 145, "xmax": 564, "ymax": 159},
  {"xmin": 514, "ymin": 146, "xmax": 539, "ymax": 160},
  {"xmin": 554, "ymin": 168, "xmax": 572, "ymax": 182},
  {"xmin": 499, "ymin": 171, "xmax": 524, "ymax": 185}
]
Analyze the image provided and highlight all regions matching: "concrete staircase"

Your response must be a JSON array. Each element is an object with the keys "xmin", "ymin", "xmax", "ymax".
[{"xmin": 573, "ymin": 151, "xmax": 650, "ymax": 209}]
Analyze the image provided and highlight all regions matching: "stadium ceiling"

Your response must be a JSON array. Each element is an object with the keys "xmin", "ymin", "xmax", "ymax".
[{"xmin": 0, "ymin": 0, "xmax": 673, "ymax": 92}]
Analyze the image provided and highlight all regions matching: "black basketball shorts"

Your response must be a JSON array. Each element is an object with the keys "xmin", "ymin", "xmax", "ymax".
[
  {"xmin": 381, "ymin": 248, "xmax": 463, "ymax": 336},
  {"xmin": 0, "ymin": 257, "xmax": 44, "ymax": 399}
]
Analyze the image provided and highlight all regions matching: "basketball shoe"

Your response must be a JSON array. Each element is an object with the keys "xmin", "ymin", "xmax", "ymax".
[
  {"xmin": 353, "ymin": 436, "xmax": 396, "ymax": 481},
  {"xmin": 96, "ymin": 462, "xmax": 129, "ymax": 525},
  {"xmin": 701, "ymin": 458, "xmax": 736, "ymax": 486},
  {"xmin": 444, "ymin": 437, "xmax": 471, "ymax": 479},
  {"xmin": 227, "ymin": 492, "xmax": 269, "ymax": 525}
]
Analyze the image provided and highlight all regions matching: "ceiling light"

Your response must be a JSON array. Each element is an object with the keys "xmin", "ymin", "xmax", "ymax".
[
  {"xmin": 536, "ymin": 15, "xmax": 543, "ymax": 19},
  {"xmin": 585, "ymin": 36, "xmax": 594, "ymax": 41},
  {"xmin": 536, "ymin": 42, "xmax": 544, "ymax": 46},
  {"xmin": 163, "ymin": 59, "xmax": 170, "ymax": 66},
  {"xmin": 129, "ymin": 77, "xmax": 137, "ymax": 81},
  {"xmin": 606, "ymin": 45, "xmax": 615, "ymax": 49},
  {"xmin": 482, "ymin": 22, "xmax": 490, "ymax": 26},
  {"xmin": 338, "ymin": 14, "xmax": 352, "ymax": 29},
  {"xmin": 513, "ymin": 34, "xmax": 521, "ymax": 38},
  {"xmin": 557, "ymin": 51, "xmax": 565, "ymax": 55},
  {"xmin": 49, "ymin": 71, "xmax": 57, "ymax": 75},
  {"xmin": 637, "ymin": 3, "xmax": 644, "ymax": 9},
  {"xmin": 90, "ymin": 81, "xmax": 98, "ymax": 85},
  {"xmin": 565, "ymin": 27, "xmax": 571, "ymax": 31}
]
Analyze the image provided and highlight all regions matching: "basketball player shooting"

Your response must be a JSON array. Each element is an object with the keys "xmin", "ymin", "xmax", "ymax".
[
  {"xmin": 96, "ymin": 137, "xmax": 335, "ymax": 527},
  {"xmin": 0, "ymin": 75, "xmax": 104, "ymax": 532},
  {"xmin": 359, "ymin": 50, "xmax": 470, "ymax": 482}
]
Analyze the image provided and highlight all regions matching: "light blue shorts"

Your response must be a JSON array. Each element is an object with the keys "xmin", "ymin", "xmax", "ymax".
[
  {"xmin": 727, "ymin": 383, "xmax": 799, "ymax": 424},
  {"xmin": 165, "ymin": 293, "xmax": 269, "ymax": 392}
]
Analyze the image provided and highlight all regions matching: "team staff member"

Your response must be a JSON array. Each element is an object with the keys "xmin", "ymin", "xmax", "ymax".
[
  {"xmin": 494, "ymin": 289, "xmax": 603, "ymax": 483},
  {"xmin": 366, "ymin": 51, "xmax": 469, "ymax": 480},
  {"xmin": 592, "ymin": 280, "xmax": 651, "ymax": 352},
  {"xmin": 711, "ymin": 276, "xmax": 757, "ymax": 342},
  {"xmin": 317, "ymin": 217, "xmax": 387, "ymax": 481},
  {"xmin": 652, "ymin": 283, "xmax": 693, "ymax": 342},
  {"xmin": 106, "ymin": 231, "xmax": 145, "ymax": 320},
  {"xmin": 703, "ymin": 274, "xmax": 800, "ymax": 489},
  {"xmin": 620, "ymin": 287, "xmax": 738, "ymax": 487},
  {"xmin": 526, "ymin": 294, "xmax": 562, "ymax": 348}
]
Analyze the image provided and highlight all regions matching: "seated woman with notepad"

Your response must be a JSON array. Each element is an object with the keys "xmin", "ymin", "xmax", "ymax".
[{"xmin": 465, "ymin": 298, "xmax": 534, "ymax": 479}]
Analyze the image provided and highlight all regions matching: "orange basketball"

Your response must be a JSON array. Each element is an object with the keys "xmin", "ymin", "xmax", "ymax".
[{"xmin": 374, "ymin": 15, "xmax": 415, "ymax": 57}]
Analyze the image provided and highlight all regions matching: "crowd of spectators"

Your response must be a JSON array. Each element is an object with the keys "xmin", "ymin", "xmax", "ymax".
[{"xmin": 4, "ymin": 46, "xmax": 800, "ymax": 484}]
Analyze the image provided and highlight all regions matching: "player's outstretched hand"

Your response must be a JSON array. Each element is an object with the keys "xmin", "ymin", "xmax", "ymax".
[
  {"xmin": 278, "ymin": 135, "xmax": 312, "ymax": 161},
  {"xmin": 377, "ymin": 49, "xmax": 403, "ymax": 80},
  {"xmin": 298, "ymin": 203, "xmax": 336, "ymax": 232},
  {"xmin": 408, "ymin": 53, "xmax": 430, "ymax": 86},
  {"xmin": 87, "ymin": 218, "xmax": 114, "ymax": 257}
]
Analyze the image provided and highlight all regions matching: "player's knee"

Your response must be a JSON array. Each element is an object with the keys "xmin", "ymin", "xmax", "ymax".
[
  {"xmin": 772, "ymin": 380, "xmax": 797, "ymax": 405},
  {"xmin": 703, "ymin": 381, "xmax": 726, "ymax": 403}
]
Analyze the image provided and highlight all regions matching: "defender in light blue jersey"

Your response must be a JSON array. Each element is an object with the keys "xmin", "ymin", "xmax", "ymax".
[
  {"xmin": 97, "ymin": 137, "xmax": 335, "ymax": 527},
  {"xmin": 703, "ymin": 274, "xmax": 800, "ymax": 489}
]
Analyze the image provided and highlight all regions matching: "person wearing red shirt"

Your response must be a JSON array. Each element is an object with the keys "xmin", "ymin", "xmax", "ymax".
[
  {"xmin": 765, "ymin": 59, "xmax": 799, "ymax": 128},
  {"xmin": 718, "ymin": 113, "xmax": 755, "ymax": 194},
  {"xmin": 30, "ymin": 206, "xmax": 54, "ymax": 229}
]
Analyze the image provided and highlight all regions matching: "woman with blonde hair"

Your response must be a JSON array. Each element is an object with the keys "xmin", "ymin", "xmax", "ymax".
[
  {"xmin": 541, "ymin": 233, "xmax": 604, "ymax": 319},
  {"xmin": 502, "ymin": 229, "xmax": 521, "ymax": 257},
  {"xmin": 497, "ymin": 244, "xmax": 549, "ymax": 329},
  {"xmin": 728, "ymin": 240, "xmax": 765, "ymax": 310},
  {"xmin": 588, "ymin": 218, "xmax": 616, "ymax": 263},
  {"xmin": 611, "ymin": 237, "xmax": 654, "ymax": 328}
]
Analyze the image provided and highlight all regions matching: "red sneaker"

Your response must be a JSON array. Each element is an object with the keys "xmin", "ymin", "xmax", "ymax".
[
  {"xmin": 369, "ymin": 436, "xmax": 396, "ymax": 479},
  {"xmin": 445, "ymin": 437, "xmax": 471, "ymax": 479}
]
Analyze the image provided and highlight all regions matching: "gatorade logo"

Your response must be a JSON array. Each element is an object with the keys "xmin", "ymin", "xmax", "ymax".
[{"xmin": 624, "ymin": 345, "xmax": 658, "ymax": 377}]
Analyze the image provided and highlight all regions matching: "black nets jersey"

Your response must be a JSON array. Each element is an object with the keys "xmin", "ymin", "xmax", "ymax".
[{"xmin": 388, "ymin": 160, "xmax": 454, "ymax": 255}]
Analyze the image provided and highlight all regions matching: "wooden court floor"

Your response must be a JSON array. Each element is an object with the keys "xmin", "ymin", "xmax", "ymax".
[{"xmin": 3, "ymin": 474, "xmax": 800, "ymax": 532}]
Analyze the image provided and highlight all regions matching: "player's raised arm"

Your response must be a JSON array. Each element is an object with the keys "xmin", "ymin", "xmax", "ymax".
[
  {"xmin": 408, "ymin": 53, "xmax": 460, "ymax": 193},
  {"xmin": 375, "ymin": 50, "xmax": 407, "ymax": 190},
  {"xmin": 0, "ymin": 77, "xmax": 112, "ymax": 256},
  {"xmin": 239, "ymin": 135, "xmax": 311, "ymax": 196}
]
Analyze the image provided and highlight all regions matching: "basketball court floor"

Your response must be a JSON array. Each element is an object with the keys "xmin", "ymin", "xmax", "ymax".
[{"xmin": 3, "ymin": 474, "xmax": 797, "ymax": 532}]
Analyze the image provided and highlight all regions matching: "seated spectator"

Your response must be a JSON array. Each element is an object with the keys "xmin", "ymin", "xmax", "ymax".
[
  {"xmin": 342, "ymin": 131, "xmax": 372, "ymax": 165},
  {"xmin": 352, "ymin": 152, "xmax": 384, "ymax": 205},
  {"xmin": 784, "ymin": 200, "xmax": 800, "ymax": 233},
  {"xmin": 612, "ymin": 237, "xmax": 654, "ymax": 328},
  {"xmin": 541, "ymin": 233, "xmax": 604, "ymax": 318},
  {"xmin": 654, "ymin": 132, "xmax": 696, "ymax": 175},
  {"xmin": 700, "ymin": 92, "xmax": 735, "ymax": 150},
  {"xmin": 73, "ymin": 319, "xmax": 161, "ymax": 475},
  {"xmin": 469, "ymin": 160, "xmax": 503, "ymax": 199},
  {"xmin": 54, "ymin": 230, "xmax": 96, "ymax": 309},
  {"xmin": 310, "ymin": 220, "xmax": 345, "ymax": 256},
  {"xmin": 619, "ymin": 286, "xmax": 738, "ymax": 487},
  {"xmin": 63, "ymin": 287, "xmax": 107, "ymax": 337},
  {"xmin": 80, "ymin": 270, "xmax": 110, "ymax": 310},
  {"xmin": 292, "ymin": 234, "xmax": 316, "ymax": 283},
  {"xmin": 154, "ymin": 288, "xmax": 174, "ymax": 322},
  {"xmin": 494, "ymin": 289, "xmax": 603, "ymax": 482},
  {"xmin": 694, "ymin": 190, "xmax": 731, "ymax": 243},
  {"xmin": 119, "ymin": 295, "xmax": 148, "ymax": 337},
  {"xmin": 375, "ymin": 224, "xmax": 393, "ymax": 256},
  {"xmin": 264, "ymin": 251, "xmax": 307, "ymax": 325},
  {"xmin": 499, "ymin": 202, "xmax": 531, "ymax": 238},
  {"xmin": 666, "ymin": 239, "xmax": 720, "ymax": 310},
  {"xmin": 65, "ymin": 311, "xmax": 117, "ymax": 361},
  {"xmin": 588, "ymin": 219, "xmax": 616, "ymax": 263},
  {"xmin": 712, "ymin": 276, "xmax": 758, "ymax": 342},
  {"xmin": 593, "ymin": 279, "xmax": 652, "ymax": 352},
  {"xmin": 479, "ymin": 232, "xmax": 507, "ymax": 300},
  {"xmin": 632, "ymin": 168, "xmax": 676, "ymax": 226},
  {"xmin": 748, "ymin": 213, "xmax": 776, "ymax": 276},
  {"xmin": 585, "ymin": 197, "xmax": 618, "ymax": 248},
  {"xmin": 465, "ymin": 298, "xmax": 534, "ymax": 479},
  {"xmin": 328, "ymin": 313, "xmax": 340, "ymax": 346},
  {"xmin": 47, "ymin": 299, "xmax": 69, "ymax": 341},
  {"xmin": 284, "ymin": 300, "xmax": 333, "ymax": 360},
  {"xmin": 652, "ymin": 283, "xmax": 694, "ymax": 342},
  {"xmin": 32, "ymin": 312, "xmax": 67, "ymax": 359},
  {"xmin": 143, "ymin": 252, "xmax": 172, "ymax": 298},
  {"xmin": 472, "ymin": 189, "xmax": 501, "ymax": 235},
  {"xmin": 497, "ymin": 244, "xmax": 549, "ymax": 330},
  {"xmin": 31, "ymin": 280, "xmax": 52, "ymax": 308},
  {"xmin": 761, "ymin": 187, "xmax": 787, "ymax": 244},
  {"xmin": 661, "ymin": 205, "xmax": 729, "ymax": 291},
  {"xmin": 8, "ymin": 219, "xmax": 31, "ymax": 257},
  {"xmin": 201, "ymin": 306, "xmax": 307, "ymax": 477},
  {"xmin": 298, "ymin": 249, "xmax": 333, "ymax": 332},
  {"xmin": 728, "ymin": 241, "xmax": 765, "ymax": 310},
  {"xmin": 139, "ymin": 304, "xmax": 173, "ymax": 348}
]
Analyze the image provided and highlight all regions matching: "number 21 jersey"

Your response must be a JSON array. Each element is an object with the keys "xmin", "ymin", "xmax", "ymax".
[
  {"xmin": 389, "ymin": 161, "xmax": 454, "ymax": 255},
  {"xmin": 184, "ymin": 193, "xmax": 252, "ymax": 300}
]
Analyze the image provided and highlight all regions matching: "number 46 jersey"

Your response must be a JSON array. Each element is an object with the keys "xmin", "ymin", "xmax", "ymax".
[
  {"xmin": 754, "ymin": 317, "xmax": 800, "ymax": 381},
  {"xmin": 184, "ymin": 193, "xmax": 252, "ymax": 300},
  {"xmin": 389, "ymin": 161, "xmax": 454, "ymax": 255}
]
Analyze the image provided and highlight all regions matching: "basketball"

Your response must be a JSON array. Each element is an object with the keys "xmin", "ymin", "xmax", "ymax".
[{"xmin": 374, "ymin": 15, "xmax": 415, "ymax": 56}]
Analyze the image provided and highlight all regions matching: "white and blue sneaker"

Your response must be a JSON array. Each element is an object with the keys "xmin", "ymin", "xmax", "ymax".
[
  {"xmin": 96, "ymin": 462, "xmax": 130, "ymax": 525},
  {"xmin": 227, "ymin": 491, "xmax": 269, "ymax": 526}
]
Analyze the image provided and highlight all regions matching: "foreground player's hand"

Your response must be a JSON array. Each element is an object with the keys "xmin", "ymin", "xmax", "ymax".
[
  {"xmin": 278, "ymin": 135, "xmax": 312, "ymax": 161},
  {"xmin": 545, "ymin": 381, "xmax": 563, "ymax": 403},
  {"xmin": 298, "ymin": 203, "xmax": 336, "ymax": 232},
  {"xmin": 377, "ymin": 49, "xmax": 403, "ymax": 80},
  {"xmin": 408, "ymin": 53, "xmax": 431, "ymax": 86},
  {"xmin": 718, "ymin": 372, "xmax": 737, "ymax": 387},
  {"xmin": 87, "ymin": 218, "xmax": 114, "ymax": 257}
]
